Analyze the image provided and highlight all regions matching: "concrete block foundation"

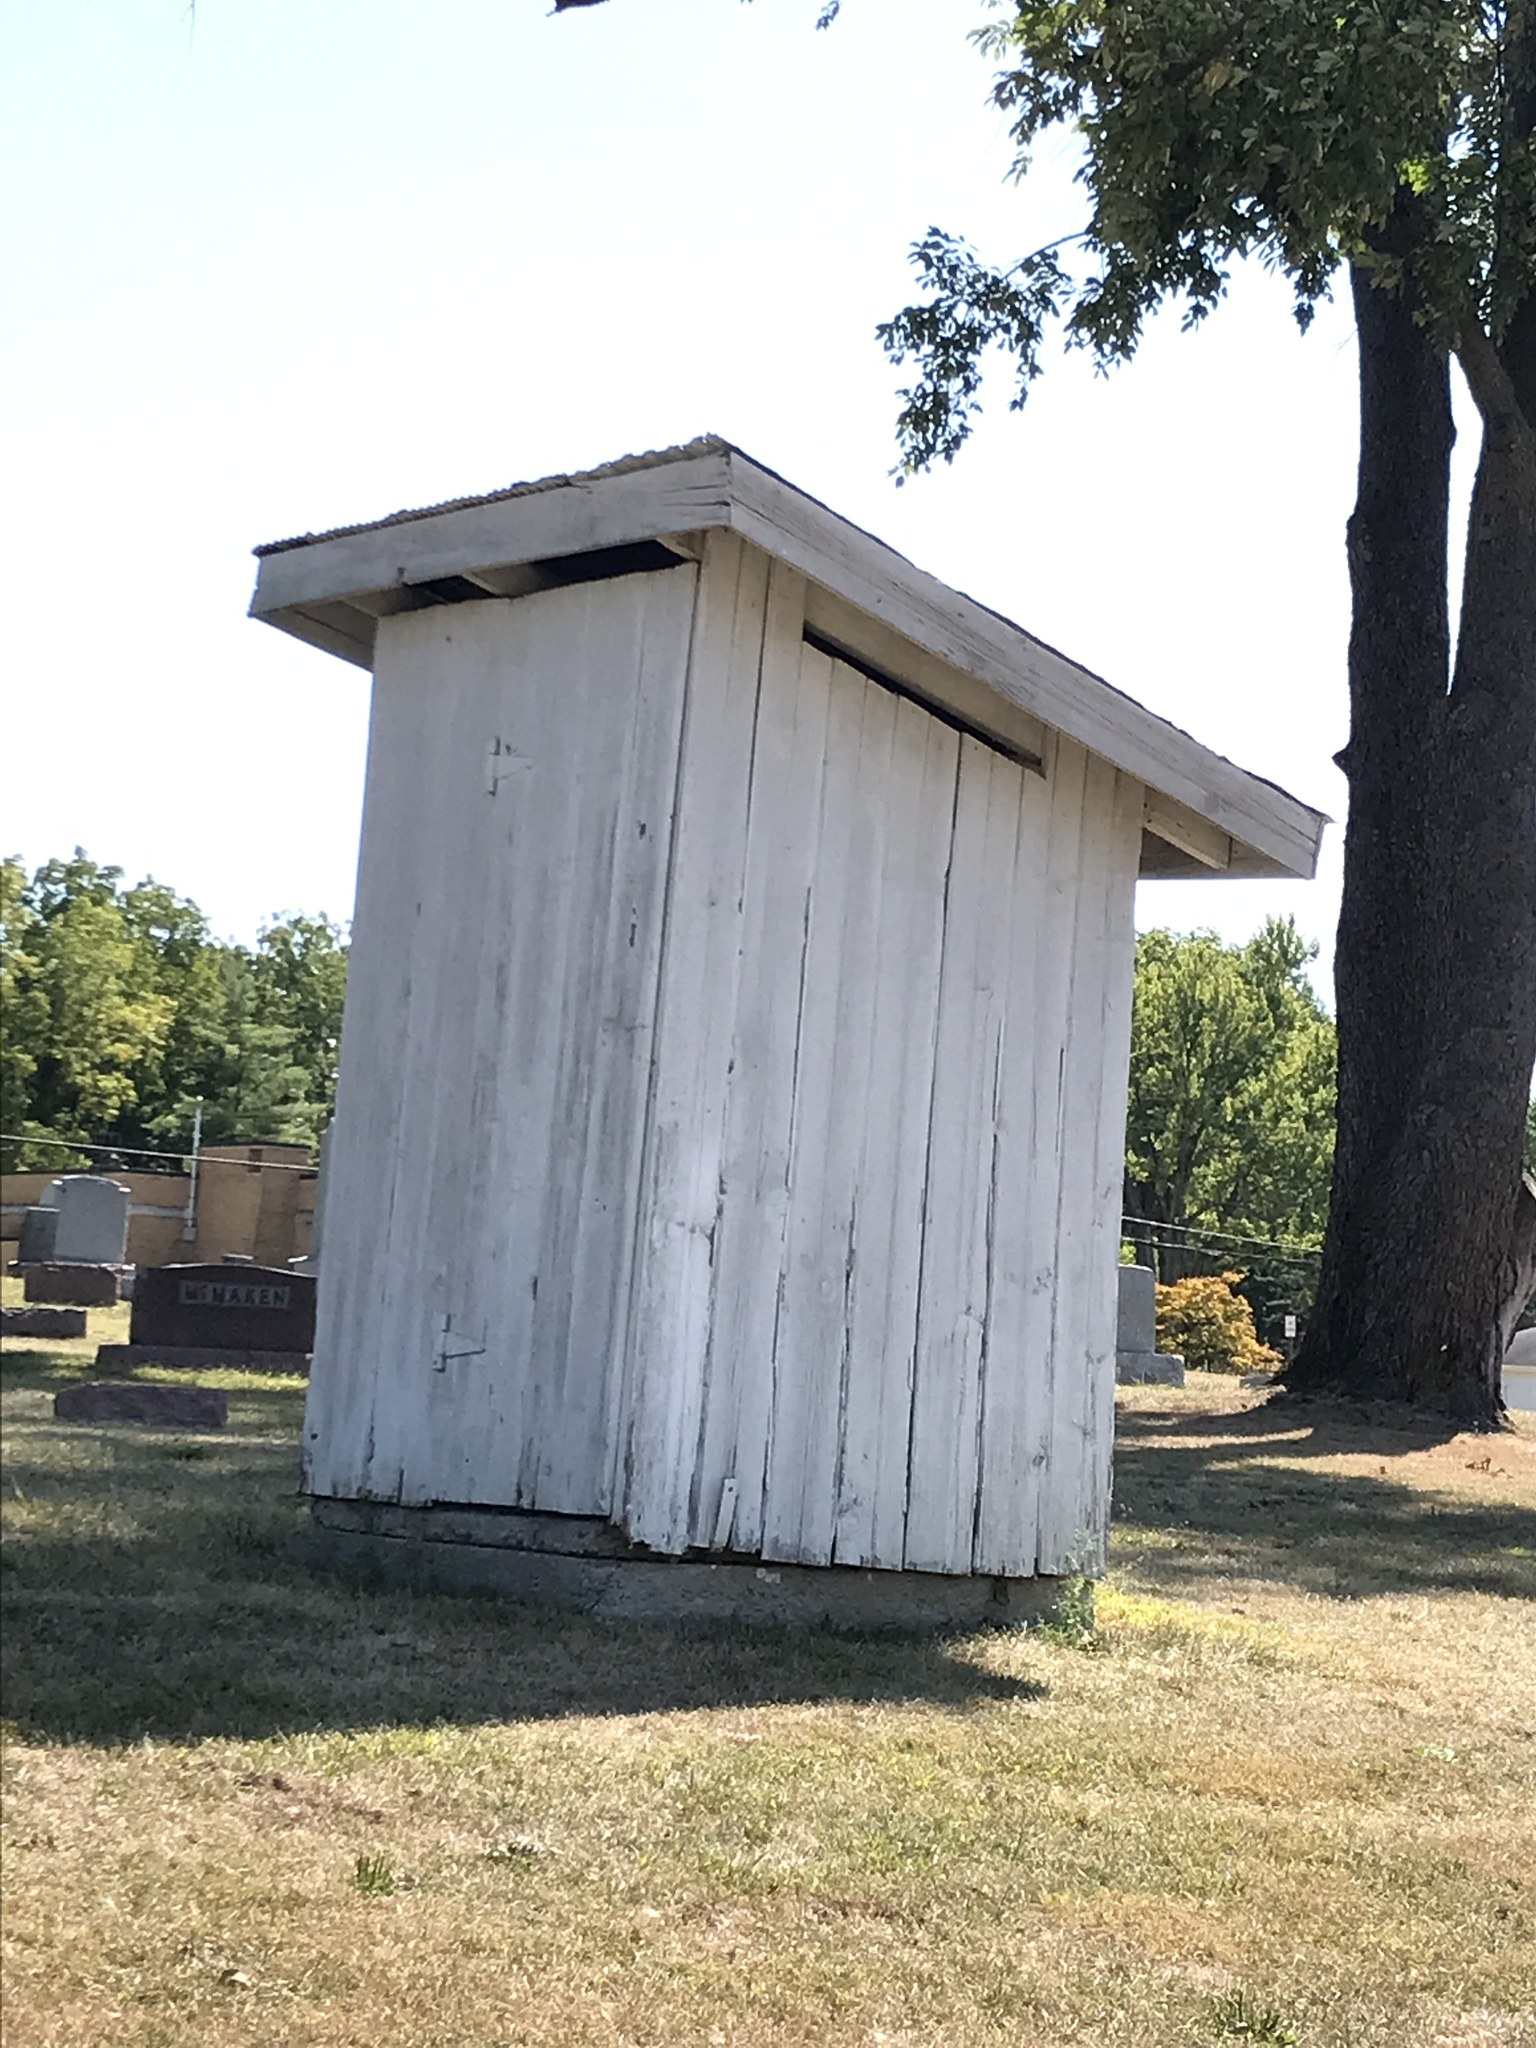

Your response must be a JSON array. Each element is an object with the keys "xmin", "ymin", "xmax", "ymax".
[{"xmin": 300, "ymin": 1497, "xmax": 1073, "ymax": 1632}]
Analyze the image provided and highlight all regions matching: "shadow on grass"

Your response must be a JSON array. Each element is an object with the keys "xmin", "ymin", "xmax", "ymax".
[
  {"xmin": 1111, "ymin": 1392, "xmax": 1536, "ymax": 1603},
  {"xmin": 1, "ymin": 1352, "xmax": 1043, "ymax": 1747}
]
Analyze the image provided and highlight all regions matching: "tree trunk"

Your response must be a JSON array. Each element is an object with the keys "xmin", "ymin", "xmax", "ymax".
[{"xmin": 1289, "ymin": 264, "xmax": 1536, "ymax": 1426}]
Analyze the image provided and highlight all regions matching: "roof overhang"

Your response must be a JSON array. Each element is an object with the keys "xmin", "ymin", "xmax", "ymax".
[{"xmin": 250, "ymin": 437, "xmax": 1326, "ymax": 882}]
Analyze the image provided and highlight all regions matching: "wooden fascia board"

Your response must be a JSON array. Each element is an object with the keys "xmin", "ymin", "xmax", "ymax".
[
  {"xmin": 249, "ymin": 450, "xmax": 735, "ymax": 629},
  {"xmin": 247, "ymin": 440, "xmax": 1324, "ymax": 880},
  {"xmin": 723, "ymin": 453, "xmax": 1324, "ymax": 881},
  {"xmin": 272, "ymin": 601, "xmax": 376, "ymax": 669}
]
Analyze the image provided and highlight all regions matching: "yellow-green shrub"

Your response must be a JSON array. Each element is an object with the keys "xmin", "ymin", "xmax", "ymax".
[{"xmin": 1154, "ymin": 1271, "xmax": 1281, "ymax": 1375}]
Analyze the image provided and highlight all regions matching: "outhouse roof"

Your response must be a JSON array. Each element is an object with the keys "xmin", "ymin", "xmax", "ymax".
[{"xmin": 250, "ymin": 437, "xmax": 1326, "ymax": 881}]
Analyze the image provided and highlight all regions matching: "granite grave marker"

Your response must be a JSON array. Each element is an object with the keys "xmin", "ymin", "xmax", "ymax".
[
  {"xmin": 55, "ymin": 1381, "xmax": 228, "ymax": 1430},
  {"xmin": 1114, "ymin": 1262, "xmax": 1186, "ymax": 1385},
  {"xmin": 16, "ymin": 1204, "xmax": 59, "ymax": 1266},
  {"xmin": 93, "ymin": 1262, "xmax": 317, "ymax": 1371},
  {"xmin": 47, "ymin": 1175, "xmax": 131, "ymax": 1265}
]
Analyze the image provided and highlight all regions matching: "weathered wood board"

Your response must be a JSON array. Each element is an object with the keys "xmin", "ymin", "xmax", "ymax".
[
  {"xmin": 306, "ymin": 533, "xmax": 1143, "ymax": 1579},
  {"xmin": 612, "ymin": 542, "xmax": 1139, "ymax": 1577},
  {"xmin": 306, "ymin": 567, "xmax": 696, "ymax": 1512}
]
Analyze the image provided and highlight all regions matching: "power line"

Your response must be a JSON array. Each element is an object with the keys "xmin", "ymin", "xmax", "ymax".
[
  {"xmin": 1121, "ymin": 1213, "xmax": 1322, "ymax": 1261},
  {"xmin": 1, "ymin": 1133, "xmax": 316, "ymax": 1174}
]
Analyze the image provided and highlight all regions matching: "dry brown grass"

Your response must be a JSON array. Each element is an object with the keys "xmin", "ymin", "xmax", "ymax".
[{"xmin": 3, "ymin": 1295, "xmax": 1534, "ymax": 2048}]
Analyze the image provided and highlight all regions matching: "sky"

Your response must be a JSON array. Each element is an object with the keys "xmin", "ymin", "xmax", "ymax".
[{"xmin": 1, "ymin": 0, "xmax": 1479, "ymax": 995}]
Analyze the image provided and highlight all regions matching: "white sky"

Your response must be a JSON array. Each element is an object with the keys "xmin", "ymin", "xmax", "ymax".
[{"xmin": 2, "ymin": 0, "xmax": 1480, "ymax": 994}]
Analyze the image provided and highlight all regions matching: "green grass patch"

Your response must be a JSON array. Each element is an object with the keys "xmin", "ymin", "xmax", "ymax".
[{"xmin": 3, "ymin": 1330, "xmax": 1534, "ymax": 2048}]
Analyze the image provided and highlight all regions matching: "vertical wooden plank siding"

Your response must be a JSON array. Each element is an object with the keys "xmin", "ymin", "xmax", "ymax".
[
  {"xmin": 966, "ymin": 733, "xmax": 1088, "ymax": 1575},
  {"xmin": 322, "ymin": 619, "xmax": 470, "ymax": 1504},
  {"xmin": 307, "ymin": 570, "xmax": 695, "ymax": 1513},
  {"xmin": 619, "ymin": 582, "xmax": 1136, "ymax": 1574},
  {"xmin": 1079, "ymin": 769, "xmax": 1146, "ymax": 1566},
  {"xmin": 967, "ymin": 737, "xmax": 1057, "ymax": 1576},
  {"xmin": 759, "ymin": 665, "xmax": 893, "ymax": 1564},
  {"xmin": 832, "ymin": 698, "xmax": 957, "ymax": 1569},
  {"xmin": 617, "ymin": 534, "xmax": 770, "ymax": 1551},
  {"xmin": 314, "ymin": 542, "xmax": 1139, "ymax": 1582},
  {"xmin": 553, "ymin": 575, "xmax": 713, "ymax": 1512},
  {"xmin": 689, "ymin": 566, "xmax": 826, "ymax": 1555},
  {"xmin": 1033, "ymin": 760, "xmax": 1143, "ymax": 1572},
  {"xmin": 902, "ymin": 738, "xmax": 1024, "ymax": 1574},
  {"xmin": 303, "ymin": 639, "xmax": 433, "ymax": 1499}
]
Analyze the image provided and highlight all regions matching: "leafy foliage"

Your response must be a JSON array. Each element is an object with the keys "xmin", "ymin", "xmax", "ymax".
[
  {"xmin": 880, "ymin": 3, "xmax": 1536, "ymax": 467},
  {"xmin": 0, "ymin": 851, "xmax": 347, "ymax": 1170},
  {"xmin": 1125, "ymin": 918, "xmax": 1335, "ymax": 1259},
  {"xmin": 1155, "ymin": 1270, "xmax": 1282, "ymax": 1374}
]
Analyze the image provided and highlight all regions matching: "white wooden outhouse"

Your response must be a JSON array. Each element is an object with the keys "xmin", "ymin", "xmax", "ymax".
[{"xmin": 252, "ymin": 440, "xmax": 1323, "ymax": 1615}]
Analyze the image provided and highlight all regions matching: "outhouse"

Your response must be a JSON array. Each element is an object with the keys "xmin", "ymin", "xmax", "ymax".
[{"xmin": 251, "ymin": 439, "xmax": 1323, "ymax": 1624}]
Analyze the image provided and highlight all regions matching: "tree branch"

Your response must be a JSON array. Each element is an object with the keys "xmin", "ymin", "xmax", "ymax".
[{"xmin": 1456, "ymin": 318, "xmax": 1529, "ymax": 441}]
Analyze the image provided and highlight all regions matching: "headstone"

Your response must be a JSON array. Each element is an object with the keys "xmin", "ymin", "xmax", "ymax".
[
  {"xmin": 48, "ymin": 1175, "xmax": 131, "ymax": 1265},
  {"xmin": 2, "ymin": 1305, "xmax": 87, "ymax": 1339},
  {"xmin": 290, "ymin": 1119, "xmax": 332, "ymax": 1276},
  {"xmin": 23, "ymin": 1263, "xmax": 123, "ymax": 1307},
  {"xmin": 1504, "ymin": 1325, "xmax": 1536, "ymax": 1413},
  {"xmin": 1115, "ymin": 1262, "xmax": 1186, "ymax": 1386},
  {"xmin": 16, "ymin": 1205, "xmax": 59, "ymax": 1265},
  {"xmin": 54, "ymin": 1381, "xmax": 228, "ymax": 1430},
  {"xmin": 93, "ymin": 1262, "xmax": 317, "ymax": 1371}
]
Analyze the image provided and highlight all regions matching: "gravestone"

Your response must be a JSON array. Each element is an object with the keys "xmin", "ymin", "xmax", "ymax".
[
  {"xmin": 48, "ymin": 1175, "xmax": 131, "ymax": 1265},
  {"xmin": 1115, "ymin": 1263, "xmax": 1186, "ymax": 1386},
  {"xmin": 94, "ymin": 1262, "xmax": 316, "ymax": 1372},
  {"xmin": 54, "ymin": 1381, "xmax": 228, "ymax": 1430},
  {"xmin": 17, "ymin": 1205, "xmax": 59, "ymax": 1265},
  {"xmin": 2, "ymin": 1305, "xmax": 87, "ymax": 1339},
  {"xmin": 1504, "ymin": 1325, "xmax": 1536, "ymax": 1413},
  {"xmin": 23, "ymin": 1263, "xmax": 123, "ymax": 1307},
  {"xmin": 289, "ymin": 1119, "xmax": 332, "ymax": 1276}
]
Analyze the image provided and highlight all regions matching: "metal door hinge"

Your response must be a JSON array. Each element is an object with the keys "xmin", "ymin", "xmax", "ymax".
[{"xmin": 433, "ymin": 1312, "xmax": 487, "ymax": 1372}]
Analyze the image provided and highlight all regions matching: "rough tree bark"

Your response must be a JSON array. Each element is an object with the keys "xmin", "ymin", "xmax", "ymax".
[{"xmin": 1289, "ymin": 246, "xmax": 1536, "ymax": 1425}]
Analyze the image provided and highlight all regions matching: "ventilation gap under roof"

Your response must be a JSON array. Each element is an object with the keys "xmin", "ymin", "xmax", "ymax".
[
  {"xmin": 399, "ymin": 539, "xmax": 692, "ymax": 611},
  {"xmin": 802, "ymin": 626, "xmax": 1045, "ymax": 774}
]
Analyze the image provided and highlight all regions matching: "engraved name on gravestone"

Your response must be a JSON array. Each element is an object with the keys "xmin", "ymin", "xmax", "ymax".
[
  {"xmin": 129, "ymin": 1263, "xmax": 317, "ymax": 1355},
  {"xmin": 180, "ymin": 1275, "xmax": 291, "ymax": 1308}
]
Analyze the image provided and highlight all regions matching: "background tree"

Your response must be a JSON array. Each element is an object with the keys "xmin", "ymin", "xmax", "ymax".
[
  {"xmin": 248, "ymin": 913, "xmax": 349, "ymax": 1124},
  {"xmin": 876, "ymin": 1, "xmax": 1536, "ymax": 1424},
  {"xmin": 0, "ymin": 859, "xmax": 52, "ymax": 1166},
  {"xmin": 0, "ymin": 852, "xmax": 348, "ymax": 1171},
  {"xmin": 1125, "ymin": 919, "xmax": 1335, "ymax": 1287},
  {"xmin": 10, "ymin": 855, "xmax": 177, "ymax": 1165}
]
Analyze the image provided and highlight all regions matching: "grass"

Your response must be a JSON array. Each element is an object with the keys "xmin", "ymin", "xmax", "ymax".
[{"xmin": 3, "ymin": 1285, "xmax": 1534, "ymax": 2048}]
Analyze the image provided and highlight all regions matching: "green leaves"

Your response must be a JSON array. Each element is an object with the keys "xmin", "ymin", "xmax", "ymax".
[
  {"xmin": 0, "ymin": 852, "xmax": 348, "ymax": 1170},
  {"xmin": 1125, "ymin": 918, "xmax": 1336, "ymax": 1255},
  {"xmin": 877, "ymin": 230, "xmax": 1073, "ymax": 467},
  {"xmin": 883, "ymin": 1, "xmax": 1533, "ymax": 467}
]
